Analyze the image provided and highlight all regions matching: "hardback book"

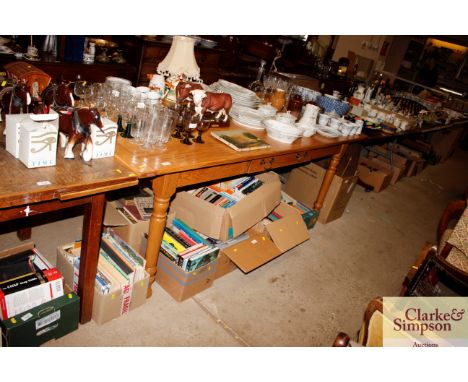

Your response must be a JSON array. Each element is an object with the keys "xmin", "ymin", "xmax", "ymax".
[{"xmin": 211, "ymin": 130, "xmax": 270, "ymax": 151}]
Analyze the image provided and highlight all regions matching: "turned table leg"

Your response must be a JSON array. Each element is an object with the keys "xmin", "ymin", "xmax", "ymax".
[
  {"xmin": 145, "ymin": 174, "xmax": 178, "ymax": 297},
  {"xmin": 314, "ymin": 144, "xmax": 348, "ymax": 211}
]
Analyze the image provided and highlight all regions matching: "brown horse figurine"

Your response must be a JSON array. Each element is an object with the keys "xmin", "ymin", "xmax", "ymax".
[
  {"xmin": 58, "ymin": 107, "xmax": 103, "ymax": 161},
  {"xmin": 42, "ymin": 81, "xmax": 74, "ymax": 112},
  {"xmin": 0, "ymin": 81, "xmax": 31, "ymax": 117}
]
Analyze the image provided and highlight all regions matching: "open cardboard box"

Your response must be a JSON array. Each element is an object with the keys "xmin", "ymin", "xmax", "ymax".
[
  {"xmin": 169, "ymin": 172, "xmax": 282, "ymax": 241},
  {"xmin": 104, "ymin": 201, "xmax": 150, "ymax": 255},
  {"xmin": 367, "ymin": 145, "xmax": 409, "ymax": 178},
  {"xmin": 366, "ymin": 153, "xmax": 405, "ymax": 185},
  {"xmin": 221, "ymin": 202, "xmax": 309, "ymax": 273},
  {"xmin": 284, "ymin": 162, "xmax": 358, "ymax": 224},
  {"xmin": 357, "ymin": 156, "xmax": 393, "ymax": 192},
  {"xmin": 56, "ymin": 243, "xmax": 150, "ymax": 325}
]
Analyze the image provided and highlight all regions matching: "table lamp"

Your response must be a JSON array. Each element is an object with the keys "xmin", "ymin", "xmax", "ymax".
[{"xmin": 157, "ymin": 36, "xmax": 201, "ymax": 103}]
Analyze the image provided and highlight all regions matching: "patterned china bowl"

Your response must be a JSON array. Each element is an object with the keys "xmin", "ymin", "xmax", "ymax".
[{"xmin": 315, "ymin": 95, "xmax": 350, "ymax": 117}]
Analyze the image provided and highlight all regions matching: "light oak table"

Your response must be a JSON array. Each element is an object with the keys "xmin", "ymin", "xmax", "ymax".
[
  {"xmin": 0, "ymin": 123, "xmax": 138, "ymax": 323},
  {"xmin": 115, "ymin": 122, "xmax": 366, "ymax": 296}
]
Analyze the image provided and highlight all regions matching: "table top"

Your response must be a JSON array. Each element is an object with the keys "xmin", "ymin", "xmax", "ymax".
[
  {"xmin": 363, "ymin": 118, "xmax": 468, "ymax": 143},
  {"xmin": 115, "ymin": 121, "xmax": 366, "ymax": 178},
  {"xmin": 0, "ymin": 122, "xmax": 138, "ymax": 208}
]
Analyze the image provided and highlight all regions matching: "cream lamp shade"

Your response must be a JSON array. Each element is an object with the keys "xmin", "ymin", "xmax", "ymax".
[{"xmin": 157, "ymin": 36, "xmax": 201, "ymax": 81}]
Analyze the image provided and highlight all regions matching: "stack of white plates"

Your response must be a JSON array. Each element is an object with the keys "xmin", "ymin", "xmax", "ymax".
[
  {"xmin": 229, "ymin": 105, "xmax": 266, "ymax": 130},
  {"xmin": 211, "ymin": 79, "xmax": 260, "ymax": 108}
]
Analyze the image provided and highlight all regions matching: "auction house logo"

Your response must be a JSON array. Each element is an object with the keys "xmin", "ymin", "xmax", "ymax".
[{"xmin": 383, "ymin": 297, "xmax": 468, "ymax": 347}]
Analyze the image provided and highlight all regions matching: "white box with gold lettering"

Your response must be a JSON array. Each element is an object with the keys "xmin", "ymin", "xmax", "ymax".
[
  {"xmin": 91, "ymin": 117, "xmax": 118, "ymax": 159},
  {"xmin": 5, "ymin": 111, "xmax": 59, "ymax": 159},
  {"xmin": 5, "ymin": 114, "xmax": 28, "ymax": 158},
  {"xmin": 18, "ymin": 120, "xmax": 58, "ymax": 168}
]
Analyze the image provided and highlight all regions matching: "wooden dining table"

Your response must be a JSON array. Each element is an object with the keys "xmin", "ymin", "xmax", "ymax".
[{"xmin": 114, "ymin": 121, "xmax": 367, "ymax": 296}]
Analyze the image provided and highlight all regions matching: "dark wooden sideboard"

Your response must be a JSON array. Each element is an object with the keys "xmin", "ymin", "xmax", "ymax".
[{"xmin": 0, "ymin": 55, "xmax": 137, "ymax": 84}]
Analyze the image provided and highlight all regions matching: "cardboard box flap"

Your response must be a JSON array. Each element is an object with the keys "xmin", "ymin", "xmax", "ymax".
[
  {"xmin": 170, "ymin": 192, "xmax": 227, "ymax": 239},
  {"xmin": 223, "ymin": 233, "xmax": 282, "ymax": 273},
  {"xmin": 104, "ymin": 201, "xmax": 130, "ymax": 227},
  {"xmin": 0, "ymin": 241, "xmax": 35, "ymax": 260},
  {"xmin": 265, "ymin": 212, "xmax": 309, "ymax": 253},
  {"xmin": 228, "ymin": 172, "xmax": 281, "ymax": 237}
]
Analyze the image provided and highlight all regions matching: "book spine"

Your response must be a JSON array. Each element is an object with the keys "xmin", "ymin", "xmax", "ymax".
[
  {"xmin": 171, "ymin": 227, "xmax": 197, "ymax": 247},
  {"xmin": 73, "ymin": 257, "xmax": 80, "ymax": 293},
  {"xmin": 165, "ymin": 227, "xmax": 192, "ymax": 248},
  {"xmin": 0, "ymin": 290, "xmax": 8, "ymax": 320},
  {"xmin": 172, "ymin": 218, "xmax": 206, "ymax": 244},
  {"xmin": 99, "ymin": 249, "xmax": 133, "ymax": 315},
  {"xmin": 108, "ymin": 230, "xmax": 146, "ymax": 267},
  {"xmin": 163, "ymin": 232, "xmax": 186, "ymax": 253},
  {"xmin": 0, "ymin": 272, "xmax": 44, "ymax": 295},
  {"xmin": 185, "ymin": 247, "xmax": 219, "ymax": 272}
]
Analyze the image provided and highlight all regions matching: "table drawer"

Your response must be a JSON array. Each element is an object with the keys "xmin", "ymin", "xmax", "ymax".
[{"xmin": 249, "ymin": 151, "xmax": 313, "ymax": 172}]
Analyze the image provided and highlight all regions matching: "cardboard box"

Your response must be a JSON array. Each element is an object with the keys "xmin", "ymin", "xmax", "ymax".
[
  {"xmin": 91, "ymin": 117, "xmax": 118, "ymax": 159},
  {"xmin": 18, "ymin": 120, "xmax": 58, "ymax": 168},
  {"xmin": 428, "ymin": 128, "xmax": 463, "ymax": 163},
  {"xmin": 406, "ymin": 157, "xmax": 426, "ymax": 177},
  {"xmin": 221, "ymin": 202, "xmax": 309, "ymax": 273},
  {"xmin": 104, "ymin": 201, "xmax": 150, "ymax": 255},
  {"xmin": 357, "ymin": 157, "xmax": 393, "ymax": 192},
  {"xmin": 213, "ymin": 251, "xmax": 237, "ymax": 279},
  {"xmin": 5, "ymin": 111, "xmax": 58, "ymax": 160},
  {"xmin": 56, "ymin": 243, "xmax": 150, "ymax": 325},
  {"xmin": 155, "ymin": 252, "xmax": 217, "ymax": 301},
  {"xmin": 284, "ymin": 162, "xmax": 358, "ymax": 223},
  {"xmin": 0, "ymin": 242, "xmax": 64, "ymax": 321},
  {"xmin": 279, "ymin": 191, "xmax": 319, "ymax": 229},
  {"xmin": 169, "ymin": 172, "xmax": 282, "ymax": 241},
  {"xmin": 367, "ymin": 145, "xmax": 409, "ymax": 178},
  {"xmin": 5, "ymin": 114, "xmax": 27, "ymax": 158},
  {"xmin": 1, "ymin": 289, "xmax": 79, "ymax": 347},
  {"xmin": 366, "ymin": 154, "xmax": 404, "ymax": 185},
  {"xmin": 312, "ymin": 143, "xmax": 361, "ymax": 178}
]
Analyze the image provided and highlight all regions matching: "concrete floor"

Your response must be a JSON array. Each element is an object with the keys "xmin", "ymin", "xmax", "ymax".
[{"xmin": 0, "ymin": 148, "xmax": 467, "ymax": 347}]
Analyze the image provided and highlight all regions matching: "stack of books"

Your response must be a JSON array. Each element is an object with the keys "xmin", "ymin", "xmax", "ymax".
[
  {"xmin": 115, "ymin": 188, "xmax": 153, "ymax": 224},
  {"xmin": 68, "ymin": 231, "xmax": 147, "ymax": 315},
  {"xmin": 0, "ymin": 247, "xmax": 64, "ymax": 320},
  {"xmin": 268, "ymin": 192, "xmax": 313, "ymax": 221},
  {"xmin": 187, "ymin": 176, "xmax": 264, "ymax": 209},
  {"xmin": 159, "ymin": 218, "xmax": 219, "ymax": 272}
]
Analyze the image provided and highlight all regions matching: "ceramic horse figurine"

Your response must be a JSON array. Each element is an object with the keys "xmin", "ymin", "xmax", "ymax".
[
  {"xmin": 58, "ymin": 107, "xmax": 103, "ymax": 161},
  {"xmin": 0, "ymin": 81, "xmax": 32, "ymax": 119},
  {"xmin": 41, "ymin": 81, "xmax": 74, "ymax": 112}
]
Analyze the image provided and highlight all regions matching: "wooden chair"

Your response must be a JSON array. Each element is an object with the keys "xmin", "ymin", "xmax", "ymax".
[
  {"xmin": 333, "ymin": 297, "xmax": 383, "ymax": 347},
  {"xmin": 400, "ymin": 198, "xmax": 468, "ymax": 296}
]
